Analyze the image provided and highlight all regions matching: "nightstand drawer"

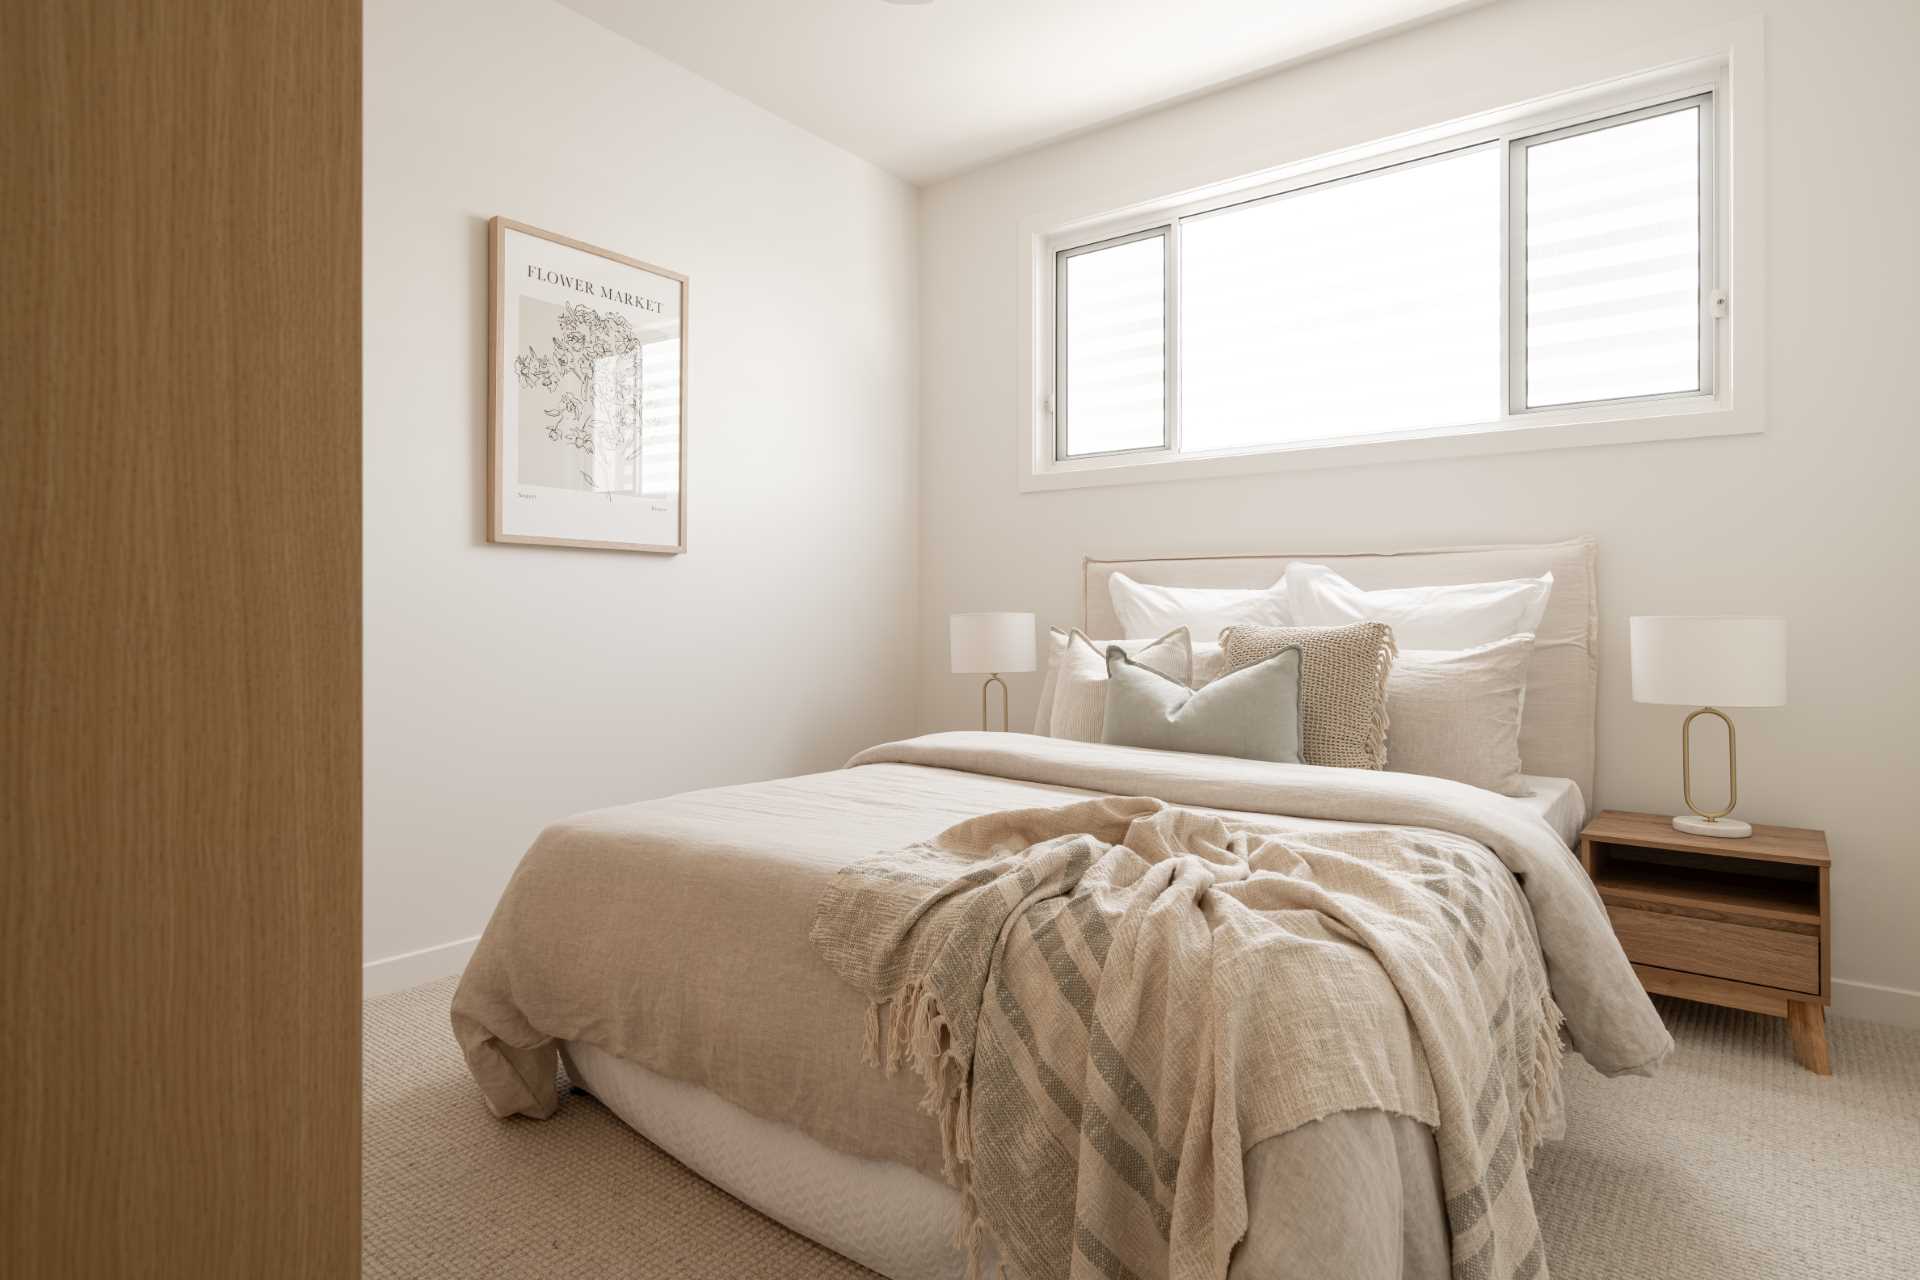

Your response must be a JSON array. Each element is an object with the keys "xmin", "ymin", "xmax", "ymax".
[{"xmin": 1606, "ymin": 904, "xmax": 1820, "ymax": 995}]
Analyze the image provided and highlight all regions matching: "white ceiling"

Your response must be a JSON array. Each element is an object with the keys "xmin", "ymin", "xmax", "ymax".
[{"xmin": 558, "ymin": 0, "xmax": 1482, "ymax": 185}]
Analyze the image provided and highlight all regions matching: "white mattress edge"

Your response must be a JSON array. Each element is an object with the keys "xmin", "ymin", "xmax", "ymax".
[
  {"xmin": 1513, "ymin": 774, "xmax": 1586, "ymax": 847},
  {"xmin": 562, "ymin": 1040, "xmax": 981, "ymax": 1280}
]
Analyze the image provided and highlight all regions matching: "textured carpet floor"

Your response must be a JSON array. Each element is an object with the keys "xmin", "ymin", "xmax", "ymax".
[{"xmin": 365, "ymin": 978, "xmax": 1919, "ymax": 1278}]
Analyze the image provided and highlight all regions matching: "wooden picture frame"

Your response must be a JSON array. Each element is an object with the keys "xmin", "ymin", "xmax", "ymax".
[{"xmin": 488, "ymin": 216, "xmax": 688, "ymax": 553}]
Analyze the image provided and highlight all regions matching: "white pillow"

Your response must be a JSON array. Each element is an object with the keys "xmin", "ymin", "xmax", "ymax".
[
  {"xmin": 1048, "ymin": 628, "xmax": 1192, "ymax": 743},
  {"xmin": 1108, "ymin": 572, "xmax": 1288, "ymax": 641},
  {"xmin": 1385, "ymin": 635, "xmax": 1535, "ymax": 796},
  {"xmin": 1283, "ymin": 563, "xmax": 1553, "ymax": 650}
]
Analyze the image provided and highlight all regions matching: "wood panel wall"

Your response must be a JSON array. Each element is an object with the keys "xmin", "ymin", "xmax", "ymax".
[{"xmin": 2, "ymin": 3, "xmax": 361, "ymax": 1273}]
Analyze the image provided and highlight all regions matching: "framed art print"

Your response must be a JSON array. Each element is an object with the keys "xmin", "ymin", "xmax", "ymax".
[{"xmin": 488, "ymin": 217, "xmax": 688, "ymax": 552}]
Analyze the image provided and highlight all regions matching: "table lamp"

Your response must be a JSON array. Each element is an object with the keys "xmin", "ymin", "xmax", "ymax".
[
  {"xmin": 1630, "ymin": 615, "xmax": 1787, "ymax": 838},
  {"xmin": 950, "ymin": 612, "xmax": 1036, "ymax": 731}
]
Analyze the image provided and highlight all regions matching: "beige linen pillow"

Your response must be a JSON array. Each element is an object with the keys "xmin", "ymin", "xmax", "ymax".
[
  {"xmin": 1386, "ymin": 634, "xmax": 1535, "ymax": 796},
  {"xmin": 1221, "ymin": 622, "xmax": 1395, "ymax": 769},
  {"xmin": 1048, "ymin": 628, "xmax": 1192, "ymax": 743}
]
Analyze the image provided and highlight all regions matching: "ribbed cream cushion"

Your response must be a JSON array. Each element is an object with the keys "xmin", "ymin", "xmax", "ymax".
[
  {"xmin": 1221, "ymin": 622, "xmax": 1395, "ymax": 769},
  {"xmin": 1048, "ymin": 628, "xmax": 1192, "ymax": 743},
  {"xmin": 1386, "ymin": 635, "xmax": 1535, "ymax": 796}
]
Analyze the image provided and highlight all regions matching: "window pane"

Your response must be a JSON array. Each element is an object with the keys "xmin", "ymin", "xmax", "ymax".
[
  {"xmin": 1061, "ymin": 233, "xmax": 1165, "ymax": 456},
  {"xmin": 1524, "ymin": 105, "xmax": 1701, "ymax": 408},
  {"xmin": 1179, "ymin": 146, "xmax": 1501, "ymax": 452}
]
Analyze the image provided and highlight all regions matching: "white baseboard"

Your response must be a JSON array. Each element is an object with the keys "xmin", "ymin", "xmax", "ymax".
[
  {"xmin": 1832, "ymin": 978, "xmax": 1920, "ymax": 1030},
  {"xmin": 363, "ymin": 934, "xmax": 480, "ymax": 999}
]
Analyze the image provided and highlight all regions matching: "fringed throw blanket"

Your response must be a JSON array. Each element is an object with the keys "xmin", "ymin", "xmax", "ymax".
[{"xmin": 811, "ymin": 795, "xmax": 1566, "ymax": 1280}]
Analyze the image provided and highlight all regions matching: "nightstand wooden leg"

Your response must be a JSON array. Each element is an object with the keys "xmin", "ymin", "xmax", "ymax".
[{"xmin": 1787, "ymin": 1000, "xmax": 1831, "ymax": 1075}]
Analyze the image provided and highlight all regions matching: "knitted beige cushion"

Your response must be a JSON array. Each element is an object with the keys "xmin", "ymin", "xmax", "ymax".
[{"xmin": 1221, "ymin": 621, "xmax": 1396, "ymax": 769}]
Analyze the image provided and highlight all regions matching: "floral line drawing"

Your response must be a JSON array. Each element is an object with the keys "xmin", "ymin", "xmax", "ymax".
[{"xmin": 514, "ymin": 301, "xmax": 642, "ymax": 497}]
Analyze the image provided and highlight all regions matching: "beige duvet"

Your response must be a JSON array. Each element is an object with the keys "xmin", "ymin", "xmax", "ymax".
[{"xmin": 452, "ymin": 732, "xmax": 1670, "ymax": 1279}]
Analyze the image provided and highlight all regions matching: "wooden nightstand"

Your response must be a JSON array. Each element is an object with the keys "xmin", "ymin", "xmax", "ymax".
[{"xmin": 1578, "ymin": 810, "xmax": 1832, "ymax": 1075}]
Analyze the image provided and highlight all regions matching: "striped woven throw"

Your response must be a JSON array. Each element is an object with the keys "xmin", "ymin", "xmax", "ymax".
[{"xmin": 811, "ymin": 796, "xmax": 1564, "ymax": 1280}]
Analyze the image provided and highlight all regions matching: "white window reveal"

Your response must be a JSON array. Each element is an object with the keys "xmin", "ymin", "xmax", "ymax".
[{"xmin": 1024, "ymin": 38, "xmax": 1760, "ymax": 490}]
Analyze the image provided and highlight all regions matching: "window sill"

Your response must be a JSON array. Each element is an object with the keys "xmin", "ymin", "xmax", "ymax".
[{"xmin": 1018, "ymin": 397, "xmax": 1760, "ymax": 493}]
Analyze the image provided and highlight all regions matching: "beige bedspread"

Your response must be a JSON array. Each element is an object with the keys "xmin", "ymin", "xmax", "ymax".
[
  {"xmin": 451, "ymin": 733, "xmax": 1669, "ymax": 1277},
  {"xmin": 813, "ymin": 799, "xmax": 1563, "ymax": 1280}
]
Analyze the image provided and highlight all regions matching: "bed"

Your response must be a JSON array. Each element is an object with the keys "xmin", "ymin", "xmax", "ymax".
[{"xmin": 452, "ymin": 538, "xmax": 1670, "ymax": 1280}]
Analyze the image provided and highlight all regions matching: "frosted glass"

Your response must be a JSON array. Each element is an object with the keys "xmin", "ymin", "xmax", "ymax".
[
  {"xmin": 1525, "ymin": 106, "xmax": 1701, "ymax": 407},
  {"xmin": 1179, "ymin": 146, "xmax": 1501, "ymax": 452},
  {"xmin": 1062, "ymin": 234, "xmax": 1165, "ymax": 456}
]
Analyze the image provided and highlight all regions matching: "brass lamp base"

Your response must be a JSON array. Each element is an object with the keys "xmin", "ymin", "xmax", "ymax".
[
  {"xmin": 979, "ymin": 674, "xmax": 1009, "ymax": 732},
  {"xmin": 1677, "ymin": 705, "xmax": 1750, "ymax": 839}
]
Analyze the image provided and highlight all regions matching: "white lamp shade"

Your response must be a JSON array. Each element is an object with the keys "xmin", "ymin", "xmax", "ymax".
[
  {"xmin": 950, "ymin": 612, "xmax": 1036, "ymax": 675},
  {"xmin": 1630, "ymin": 616, "xmax": 1787, "ymax": 707}
]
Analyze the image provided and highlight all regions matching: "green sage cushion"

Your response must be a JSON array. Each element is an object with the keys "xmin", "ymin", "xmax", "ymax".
[{"xmin": 1099, "ymin": 644, "xmax": 1303, "ymax": 764}]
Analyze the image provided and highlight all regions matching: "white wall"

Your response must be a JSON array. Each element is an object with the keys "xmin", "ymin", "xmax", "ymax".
[
  {"xmin": 917, "ymin": 0, "xmax": 1920, "ymax": 1023},
  {"xmin": 364, "ymin": 0, "xmax": 919, "ymax": 992}
]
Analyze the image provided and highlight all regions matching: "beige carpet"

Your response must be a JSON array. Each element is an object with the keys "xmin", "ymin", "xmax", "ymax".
[{"xmin": 366, "ymin": 977, "xmax": 1919, "ymax": 1278}]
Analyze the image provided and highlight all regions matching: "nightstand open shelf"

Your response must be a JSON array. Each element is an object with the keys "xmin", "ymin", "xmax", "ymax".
[
  {"xmin": 1589, "ymin": 859, "xmax": 1819, "ymax": 925},
  {"xmin": 1579, "ymin": 810, "xmax": 1832, "ymax": 1074}
]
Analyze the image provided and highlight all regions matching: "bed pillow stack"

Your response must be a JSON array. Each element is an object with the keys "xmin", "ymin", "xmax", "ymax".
[
  {"xmin": 1107, "ymin": 572, "xmax": 1285, "ymax": 692},
  {"xmin": 1086, "ymin": 562, "xmax": 1553, "ymax": 796},
  {"xmin": 1283, "ymin": 562, "xmax": 1549, "ymax": 794}
]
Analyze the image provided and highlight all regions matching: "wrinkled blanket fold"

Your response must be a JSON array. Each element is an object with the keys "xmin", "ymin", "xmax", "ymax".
[
  {"xmin": 849, "ymin": 733, "xmax": 1670, "ymax": 1080},
  {"xmin": 812, "ymin": 795, "xmax": 1567, "ymax": 1280}
]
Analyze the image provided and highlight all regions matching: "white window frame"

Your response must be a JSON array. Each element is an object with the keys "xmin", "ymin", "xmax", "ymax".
[
  {"xmin": 1018, "ymin": 25, "xmax": 1764, "ymax": 492},
  {"xmin": 1054, "ymin": 225, "xmax": 1173, "ymax": 458},
  {"xmin": 1507, "ymin": 91, "xmax": 1716, "ymax": 415}
]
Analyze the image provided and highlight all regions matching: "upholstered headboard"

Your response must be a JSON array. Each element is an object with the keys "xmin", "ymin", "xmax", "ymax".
[{"xmin": 1083, "ymin": 537, "xmax": 1599, "ymax": 807}]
